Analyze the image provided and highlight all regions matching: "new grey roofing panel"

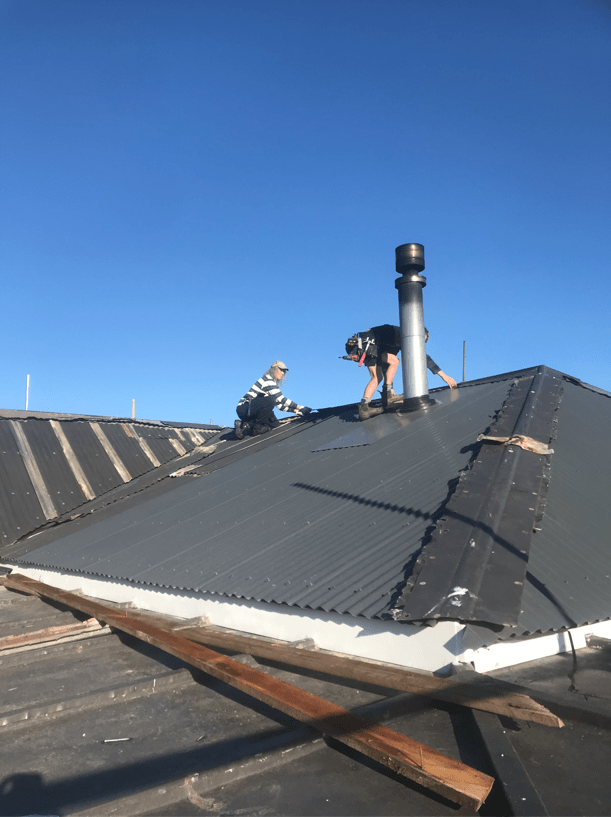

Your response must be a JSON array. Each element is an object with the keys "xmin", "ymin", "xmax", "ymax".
[{"xmin": 12, "ymin": 380, "xmax": 513, "ymax": 620}]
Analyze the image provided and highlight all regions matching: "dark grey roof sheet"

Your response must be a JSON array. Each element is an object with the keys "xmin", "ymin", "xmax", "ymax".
[
  {"xmin": 516, "ymin": 378, "xmax": 611, "ymax": 634},
  {"xmin": 10, "ymin": 379, "xmax": 513, "ymax": 620},
  {"xmin": 396, "ymin": 368, "xmax": 562, "ymax": 628},
  {"xmin": 8, "ymin": 367, "xmax": 611, "ymax": 642}
]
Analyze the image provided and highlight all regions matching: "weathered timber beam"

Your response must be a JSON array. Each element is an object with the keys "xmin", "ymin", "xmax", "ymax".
[
  {"xmin": 0, "ymin": 618, "xmax": 104, "ymax": 651},
  {"xmin": 2, "ymin": 574, "xmax": 493, "ymax": 810},
  {"xmin": 112, "ymin": 607, "xmax": 562, "ymax": 727}
]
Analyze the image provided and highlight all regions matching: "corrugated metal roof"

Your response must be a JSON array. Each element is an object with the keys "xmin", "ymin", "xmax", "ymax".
[
  {"xmin": 396, "ymin": 368, "xmax": 563, "ymax": 629},
  {"xmin": 6, "ymin": 367, "xmax": 611, "ymax": 642},
  {"xmin": 0, "ymin": 422, "xmax": 47, "ymax": 545},
  {"xmin": 9, "ymin": 379, "xmax": 512, "ymax": 620},
  {"xmin": 0, "ymin": 413, "xmax": 224, "ymax": 549},
  {"xmin": 516, "ymin": 378, "xmax": 611, "ymax": 634}
]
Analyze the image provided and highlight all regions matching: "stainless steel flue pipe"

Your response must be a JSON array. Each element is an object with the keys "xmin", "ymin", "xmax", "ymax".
[{"xmin": 395, "ymin": 243, "xmax": 435, "ymax": 411}]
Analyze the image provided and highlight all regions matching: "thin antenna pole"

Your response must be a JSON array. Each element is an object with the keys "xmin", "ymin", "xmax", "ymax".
[
  {"xmin": 462, "ymin": 342, "xmax": 466, "ymax": 383},
  {"xmin": 132, "ymin": 399, "xmax": 135, "ymax": 419},
  {"xmin": 25, "ymin": 374, "xmax": 30, "ymax": 410}
]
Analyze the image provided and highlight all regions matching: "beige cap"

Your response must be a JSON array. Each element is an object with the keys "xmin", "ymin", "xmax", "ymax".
[{"xmin": 271, "ymin": 360, "xmax": 289, "ymax": 371}]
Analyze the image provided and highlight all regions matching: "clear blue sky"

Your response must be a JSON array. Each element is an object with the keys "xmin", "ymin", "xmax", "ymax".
[{"xmin": 2, "ymin": 0, "xmax": 610, "ymax": 424}]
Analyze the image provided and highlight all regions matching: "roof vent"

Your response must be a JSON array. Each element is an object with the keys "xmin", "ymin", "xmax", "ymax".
[{"xmin": 394, "ymin": 243, "xmax": 435, "ymax": 412}]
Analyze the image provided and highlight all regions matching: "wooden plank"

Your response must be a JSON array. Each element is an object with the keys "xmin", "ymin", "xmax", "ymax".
[
  {"xmin": 2, "ymin": 574, "xmax": 494, "ymax": 810},
  {"xmin": 117, "ymin": 609, "xmax": 562, "ymax": 727},
  {"xmin": 0, "ymin": 618, "xmax": 104, "ymax": 651}
]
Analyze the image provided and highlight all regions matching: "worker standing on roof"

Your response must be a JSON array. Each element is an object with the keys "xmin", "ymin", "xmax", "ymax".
[
  {"xmin": 346, "ymin": 325, "xmax": 457, "ymax": 420},
  {"xmin": 235, "ymin": 361, "xmax": 312, "ymax": 439}
]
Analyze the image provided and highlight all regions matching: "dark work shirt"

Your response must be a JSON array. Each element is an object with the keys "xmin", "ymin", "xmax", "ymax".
[{"xmin": 368, "ymin": 325, "xmax": 440, "ymax": 374}]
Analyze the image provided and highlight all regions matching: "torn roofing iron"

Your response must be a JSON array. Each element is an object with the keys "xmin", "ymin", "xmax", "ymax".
[
  {"xmin": 6, "ymin": 366, "xmax": 611, "ymax": 640},
  {"xmin": 0, "ymin": 412, "xmax": 223, "ymax": 549}
]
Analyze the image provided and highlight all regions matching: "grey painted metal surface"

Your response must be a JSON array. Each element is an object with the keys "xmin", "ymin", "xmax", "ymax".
[
  {"xmin": 11, "ymin": 381, "xmax": 512, "ymax": 620},
  {"xmin": 0, "ymin": 413, "xmax": 222, "ymax": 550},
  {"xmin": 517, "ymin": 378, "xmax": 611, "ymax": 634},
  {"xmin": 398, "ymin": 369, "xmax": 563, "ymax": 629},
  {"xmin": 313, "ymin": 410, "xmax": 430, "ymax": 451},
  {"xmin": 7, "ymin": 368, "xmax": 611, "ymax": 640}
]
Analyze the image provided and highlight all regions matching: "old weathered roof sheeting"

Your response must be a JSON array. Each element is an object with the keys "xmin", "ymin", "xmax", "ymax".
[
  {"xmin": 10, "ymin": 380, "xmax": 512, "ymax": 620},
  {"xmin": 0, "ymin": 423, "xmax": 47, "ymax": 546},
  {"xmin": 0, "ymin": 414, "xmax": 222, "ymax": 549},
  {"xmin": 12, "ymin": 419, "xmax": 88, "ymax": 514}
]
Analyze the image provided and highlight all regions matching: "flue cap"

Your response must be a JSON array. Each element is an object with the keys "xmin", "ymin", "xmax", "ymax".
[{"xmin": 395, "ymin": 243, "xmax": 425, "ymax": 274}]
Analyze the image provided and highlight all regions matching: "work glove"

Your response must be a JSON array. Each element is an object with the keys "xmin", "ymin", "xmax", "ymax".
[{"xmin": 297, "ymin": 406, "xmax": 313, "ymax": 415}]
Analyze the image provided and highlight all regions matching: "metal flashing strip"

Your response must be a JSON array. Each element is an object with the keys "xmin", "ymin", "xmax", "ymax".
[
  {"xmin": 89, "ymin": 423, "xmax": 132, "ymax": 483},
  {"xmin": 397, "ymin": 369, "xmax": 563, "ymax": 628},
  {"xmin": 9, "ymin": 421, "xmax": 58, "ymax": 520}
]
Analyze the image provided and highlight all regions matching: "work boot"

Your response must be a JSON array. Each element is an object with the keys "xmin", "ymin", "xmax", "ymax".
[
  {"xmin": 234, "ymin": 420, "xmax": 247, "ymax": 439},
  {"xmin": 252, "ymin": 423, "xmax": 272, "ymax": 436},
  {"xmin": 387, "ymin": 391, "xmax": 403, "ymax": 404},
  {"xmin": 358, "ymin": 400, "xmax": 384, "ymax": 421}
]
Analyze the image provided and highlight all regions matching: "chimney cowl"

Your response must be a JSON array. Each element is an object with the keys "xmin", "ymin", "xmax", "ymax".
[
  {"xmin": 395, "ymin": 243, "xmax": 425, "ymax": 274},
  {"xmin": 393, "ymin": 241, "xmax": 434, "ymax": 412}
]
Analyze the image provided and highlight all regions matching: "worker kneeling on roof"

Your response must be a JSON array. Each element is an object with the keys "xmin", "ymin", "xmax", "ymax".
[{"xmin": 235, "ymin": 361, "xmax": 312, "ymax": 439}]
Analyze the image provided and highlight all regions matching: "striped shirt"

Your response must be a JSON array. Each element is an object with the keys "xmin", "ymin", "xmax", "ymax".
[{"xmin": 238, "ymin": 374, "xmax": 299, "ymax": 414}]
